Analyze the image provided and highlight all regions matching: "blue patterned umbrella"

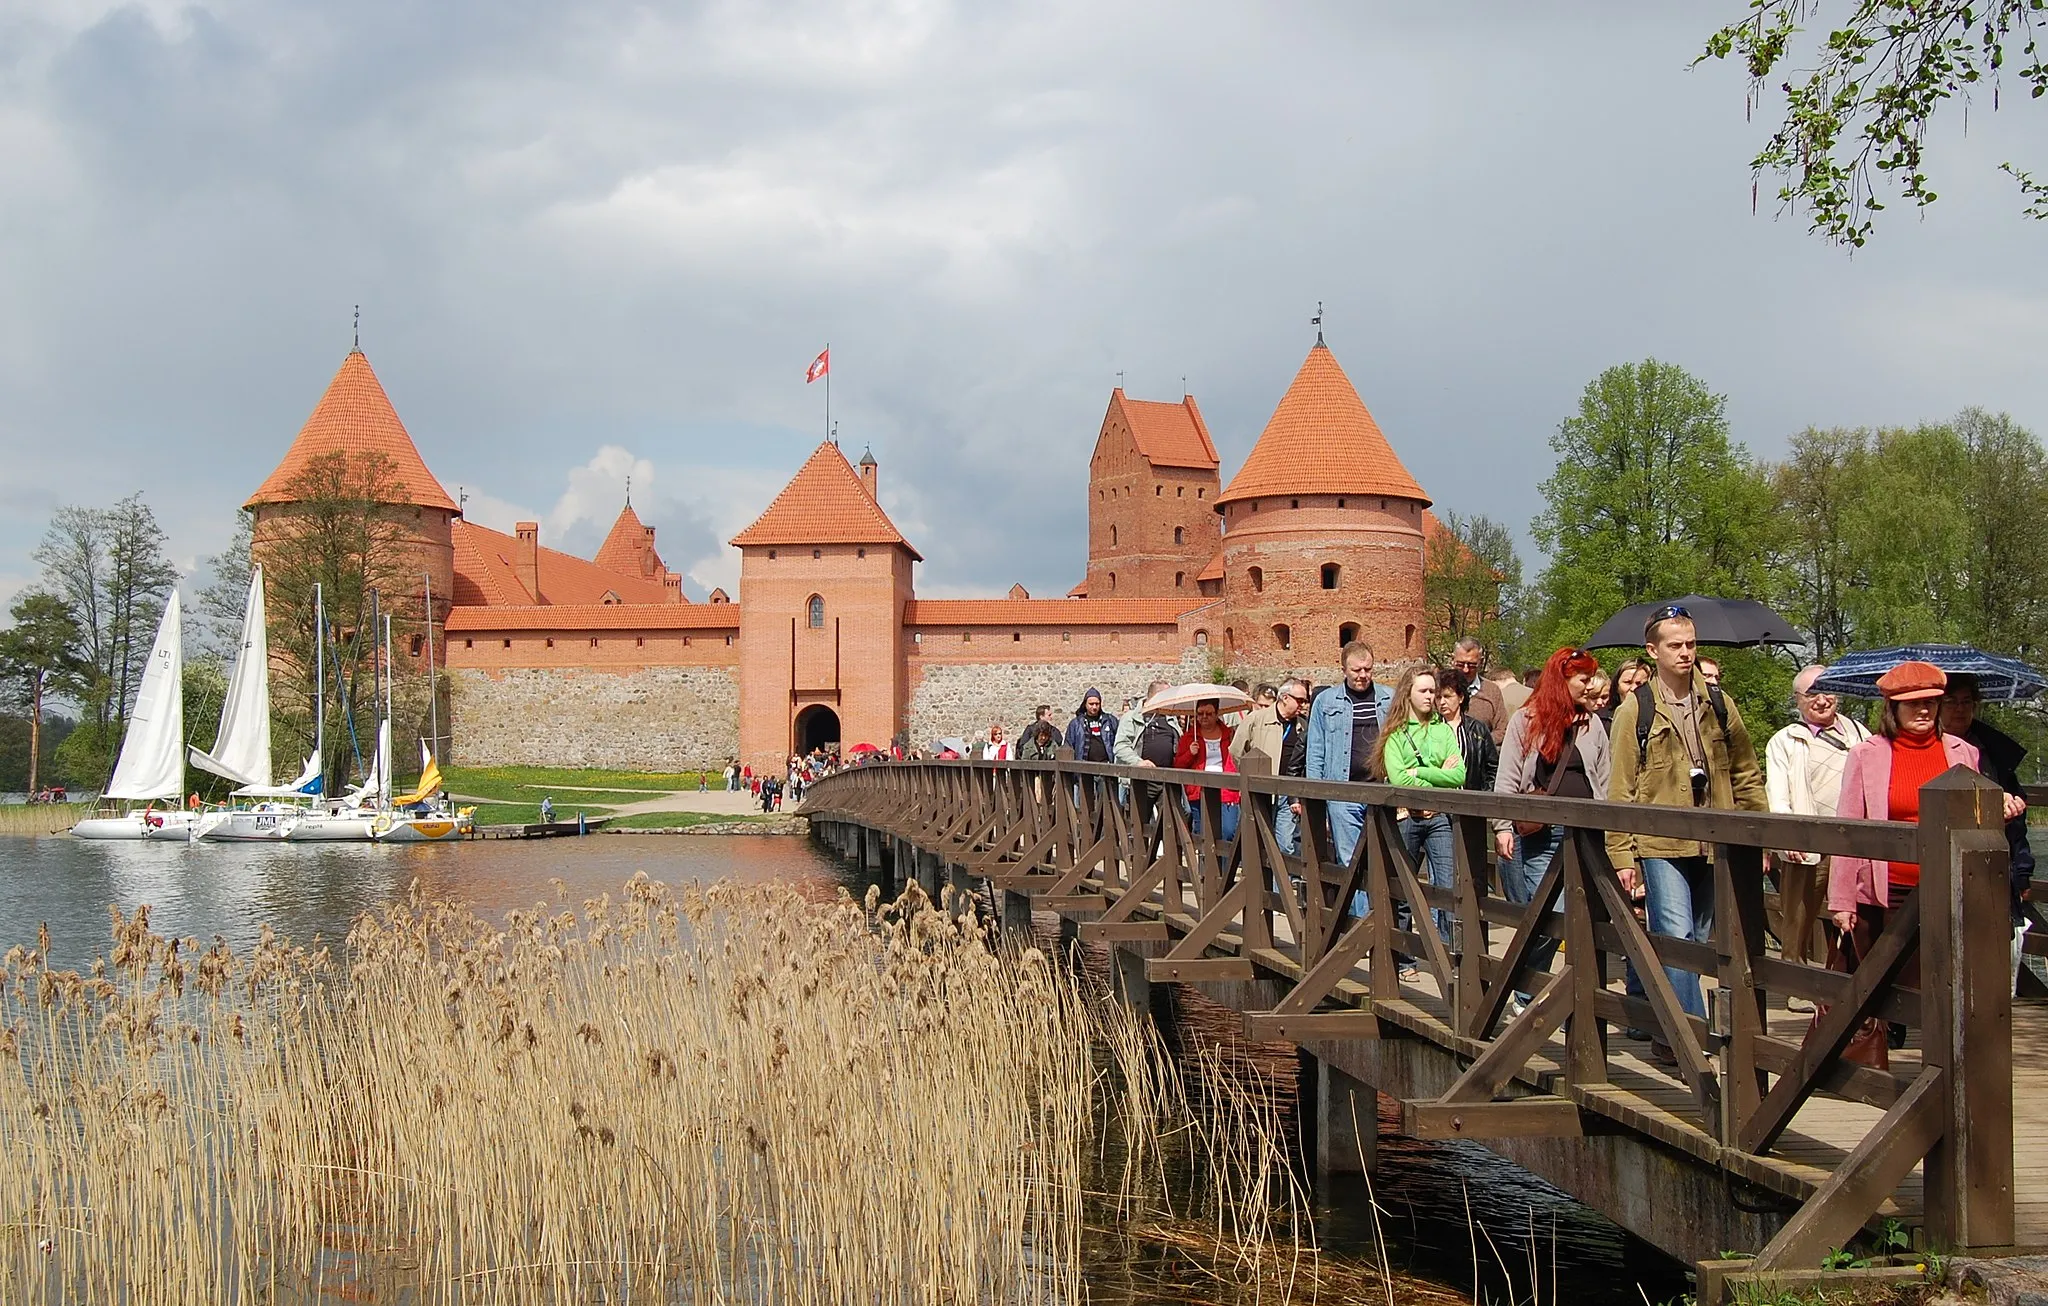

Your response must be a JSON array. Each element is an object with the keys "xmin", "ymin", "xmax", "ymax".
[{"xmin": 1810, "ymin": 645, "xmax": 2048, "ymax": 702}]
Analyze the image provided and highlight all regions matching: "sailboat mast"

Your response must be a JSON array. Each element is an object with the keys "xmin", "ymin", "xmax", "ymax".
[
  {"xmin": 314, "ymin": 582, "xmax": 325, "ymax": 799},
  {"xmin": 423, "ymin": 570, "xmax": 438, "ymax": 760},
  {"xmin": 382, "ymin": 612, "xmax": 394, "ymax": 805}
]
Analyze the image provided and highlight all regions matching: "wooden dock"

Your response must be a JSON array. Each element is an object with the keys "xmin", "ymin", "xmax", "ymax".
[
  {"xmin": 473, "ymin": 815, "xmax": 612, "ymax": 839},
  {"xmin": 803, "ymin": 757, "xmax": 2030, "ymax": 1292}
]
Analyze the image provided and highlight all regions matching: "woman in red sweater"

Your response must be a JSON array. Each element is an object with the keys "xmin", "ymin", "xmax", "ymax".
[
  {"xmin": 1173, "ymin": 699, "xmax": 1241, "ymax": 842},
  {"xmin": 1827, "ymin": 661, "xmax": 1982, "ymax": 926}
]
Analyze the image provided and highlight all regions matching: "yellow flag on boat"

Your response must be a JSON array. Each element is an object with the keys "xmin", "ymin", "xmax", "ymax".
[{"xmin": 390, "ymin": 750, "xmax": 444, "ymax": 807}]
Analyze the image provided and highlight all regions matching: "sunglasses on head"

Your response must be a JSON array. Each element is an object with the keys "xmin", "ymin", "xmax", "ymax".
[{"xmin": 1652, "ymin": 604, "xmax": 1691, "ymax": 621}]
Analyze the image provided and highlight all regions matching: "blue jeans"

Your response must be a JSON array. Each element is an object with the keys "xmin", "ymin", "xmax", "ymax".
[
  {"xmin": 1401, "ymin": 812, "xmax": 1456, "ymax": 943},
  {"xmin": 1506, "ymin": 825, "xmax": 1565, "ymax": 1000},
  {"xmin": 1190, "ymin": 800, "xmax": 1239, "ymax": 843},
  {"xmin": 1331, "ymin": 802, "xmax": 1369, "ymax": 914},
  {"xmin": 1641, "ymin": 856, "xmax": 1714, "ymax": 1019},
  {"xmin": 1274, "ymin": 799, "xmax": 1301, "ymax": 857}
]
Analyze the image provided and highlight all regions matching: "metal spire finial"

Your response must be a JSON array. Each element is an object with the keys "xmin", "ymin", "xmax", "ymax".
[
  {"xmin": 353, "ymin": 305, "xmax": 360, "ymax": 350},
  {"xmin": 1312, "ymin": 301, "xmax": 1324, "ymax": 347},
  {"xmin": 1116, "ymin": 369, "xmax": 1125, "ymax": 391},
  {"xmin": 624, "ymin": 473, "xmax": 631, "ymax": 507}
]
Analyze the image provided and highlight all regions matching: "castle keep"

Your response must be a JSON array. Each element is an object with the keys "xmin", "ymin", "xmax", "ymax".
[{"xmin": 246, "ymin": 339, "xmax": 1446, "ymax": 771}]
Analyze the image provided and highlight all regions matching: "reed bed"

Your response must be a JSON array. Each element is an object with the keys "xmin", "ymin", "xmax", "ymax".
[
  {"xmin": 0, "ymin": 874, "xmax": 1346, "ymax": 1304},
  {"xmin": 0, "ymin": 803, "xmax": 89, "ymax": 836}
]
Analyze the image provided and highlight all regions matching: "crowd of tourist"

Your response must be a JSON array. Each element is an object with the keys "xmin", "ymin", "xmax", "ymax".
[{"xmin": 872, "ymin": 607, "xmax": 2035, "ymax": 1073}]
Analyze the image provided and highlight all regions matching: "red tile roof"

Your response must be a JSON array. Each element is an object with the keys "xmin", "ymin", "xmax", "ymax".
[
  {"xmin": 1067, "ymin": 580, "xmax": 1089, "ymax": 597},
  {"xmin": 730, "ymin": 442, "xmax": 921, "ymax": 559},
  {"xmin": 904, "ymin": 598, "xmax": 1193, "ymax": 626},
  {"xmin": 446, "ymin": 604, "xmax": 737, "ymax": 632},
  {"xmin": 450, "ymin": 520, "xmax": 675, "ymax": 608},
  {"xmin": 1113, "ymin": 391, "xmax": 1218, "ymax": 469},
  {"xmin": 1196, "ymin": 548, "xmax": 1224, "ymax": 582},
  {"xmin": 593, "ymin": 503, "xmax": 666, "ymax": 580},
  {"xmin": 1216, "ymin": 343, "xmax": 1429, "ymax": 508},
  {"xmin": 247, "ymin": 350, "xmax": 458, "ymax": 511}
]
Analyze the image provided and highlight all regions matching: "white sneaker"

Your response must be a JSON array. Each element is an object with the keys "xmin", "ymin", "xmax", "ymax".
[
  {"xmin": 1785, "ymin": 995, "xmax": 1817, "ymax": 1014},
  {"xmin": 1505, "ymin": 994, "xmax": 1528, "ymax": 1021}
]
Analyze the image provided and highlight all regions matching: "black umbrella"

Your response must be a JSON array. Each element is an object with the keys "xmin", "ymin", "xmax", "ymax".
[{"xmin": 1584, "ymin": 595, "xmax": 1804, "ymax": 650}]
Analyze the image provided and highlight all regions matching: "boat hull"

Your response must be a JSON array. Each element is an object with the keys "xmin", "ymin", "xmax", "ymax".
[
  {"xmin": 198, "ymin": 809, "xmax": 300, "ymax": 842},
  {"xmin": 371, "ymin": 814, "xmax": 472, "ymax": 843},
  {"xmin": 72, "ymin": 815, "xmax": 146, "ymax": 840},
  {"xmin": 141, "ymin": 811, "xmax": 200, "ymax": 842},
  {"xmin": 288, "ymin": 812, "xmax": 376, "ymax": 842}
]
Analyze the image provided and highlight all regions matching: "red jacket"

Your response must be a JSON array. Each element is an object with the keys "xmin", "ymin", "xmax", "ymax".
[{"xmin": 1174, "ymin": 723, "xmax": 1241, "ymax": 803}]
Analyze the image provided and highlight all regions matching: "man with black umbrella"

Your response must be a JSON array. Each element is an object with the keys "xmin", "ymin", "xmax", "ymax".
[{"xmin": 1940, "ymin": 673, "xmax": 2034, "ymax": 992}]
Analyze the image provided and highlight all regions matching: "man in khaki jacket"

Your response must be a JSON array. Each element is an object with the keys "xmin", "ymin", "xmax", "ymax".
[
  {"xmin": 1607, "ymin": 607, "xmax": 1767, "ymax": 1033},
  {"xmin": 1764, "ymin": 665, "xmax": 1869, "ymax": 975},
  {"xmin": 1232, "ymin": 677, "xmax": 1310, "ymax": 853}
]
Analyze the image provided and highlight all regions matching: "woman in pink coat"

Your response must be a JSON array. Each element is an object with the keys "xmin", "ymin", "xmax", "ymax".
[{"xmin": 1827, "ymin": 661, "xmax": 1981, "ymax": 928}]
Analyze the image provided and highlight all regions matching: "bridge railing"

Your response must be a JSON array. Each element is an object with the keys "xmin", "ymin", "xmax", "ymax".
[{"xmin": 802, "ymin": 755, "xmax": 2015, "ymax": 1267}]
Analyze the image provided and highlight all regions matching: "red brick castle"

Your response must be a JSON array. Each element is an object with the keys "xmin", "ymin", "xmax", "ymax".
[{"xmin": 246, "ymin": 338, "xmax": 1446, "ymax": 770}]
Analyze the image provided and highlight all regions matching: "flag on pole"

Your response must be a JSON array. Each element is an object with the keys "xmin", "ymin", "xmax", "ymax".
[{"xmin": 806, "ymin": 347, "xmax": 830, "ymax": 383}]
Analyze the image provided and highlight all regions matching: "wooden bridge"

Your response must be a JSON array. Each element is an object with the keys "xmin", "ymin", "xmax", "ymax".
[{"xmin": 800, "ymin": 756, "xmax": 2030, "ymax": 1286}]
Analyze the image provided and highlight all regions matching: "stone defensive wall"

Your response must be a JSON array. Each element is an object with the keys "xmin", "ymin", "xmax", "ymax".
[
  {"xmin": 905, "ymin": 653, "xmax": 1210, "ymax": 745},
  {"xmin": 448, "ymin": 666, "xmax": 739, "ymax": 769}
]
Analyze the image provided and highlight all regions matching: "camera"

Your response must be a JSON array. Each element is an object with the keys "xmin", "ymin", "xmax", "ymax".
[{"xmin": 1690, "ymin": 767, "xmax": 1708, "ymax": 804}]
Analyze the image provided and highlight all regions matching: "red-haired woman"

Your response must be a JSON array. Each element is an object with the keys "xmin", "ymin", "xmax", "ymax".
[{"xmin": 1491, "ymin": 646, "xmax": 1612, "ymax": 998}]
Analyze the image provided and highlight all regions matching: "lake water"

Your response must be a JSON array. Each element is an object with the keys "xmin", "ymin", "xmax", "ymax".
[{"xmin": 0, "ymin": 831, "xmax": 1690, "ymax": 1304}]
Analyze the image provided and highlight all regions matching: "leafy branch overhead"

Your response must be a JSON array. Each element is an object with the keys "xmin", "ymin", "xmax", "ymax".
[{"xmin": 1700, "ymin": 0, "xmax": 2048, "ymax": 245}]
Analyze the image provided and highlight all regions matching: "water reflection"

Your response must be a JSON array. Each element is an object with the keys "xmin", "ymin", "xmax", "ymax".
[{"xmin": 0, "ymin": 834, "xmax": 843, "ymax": 969}]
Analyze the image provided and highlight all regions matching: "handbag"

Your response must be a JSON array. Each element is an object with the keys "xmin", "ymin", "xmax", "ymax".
[
  {"xmin": 1514, "ymin": 724, "xmax": 1577, "ymax": 838},
  {"xmin": 1804, "ymin": 919, "xmax": 1889, "ymax": 1071}
]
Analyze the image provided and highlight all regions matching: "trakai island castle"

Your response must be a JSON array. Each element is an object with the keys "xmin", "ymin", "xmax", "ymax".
[{"xmin": 246, "ymin": 338, "xmax": 1448, "ymax": 771}]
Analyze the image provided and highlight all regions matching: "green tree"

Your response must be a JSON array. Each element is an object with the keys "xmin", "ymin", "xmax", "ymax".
[
  {"xmin": 0, "ymin": 593, "xmax": 89, "ymax": 796},
  {"xmin": 30, "ymin": 495, "xmax": 181, "ymax": 775},
  {"xmin": 258, "ymin": 450, "xmax": 426, "ymax": 785},
  {"xmin": 1699, "ymin": 1, "xmax": 2048, "ymax": 245},
  {"xmin": 1423, "ymin": 512, "xmax": 1528, "ymax": 664},
  {"xmin": 196, "ymin": 510, "xmax": 254, "ymax": 664},
  {"xmin": 1530, "ymin": 360, "xmax": 1781, "ymax": 646},
  {"xmin": 1768, "ymin": 426, "xmax": 1869, "ymax": 659}
]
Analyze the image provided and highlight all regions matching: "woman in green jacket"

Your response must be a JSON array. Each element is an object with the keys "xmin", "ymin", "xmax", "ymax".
[{"xmin": 1375, "ymin": 665, "xmax": 1466, "ymax": 954}]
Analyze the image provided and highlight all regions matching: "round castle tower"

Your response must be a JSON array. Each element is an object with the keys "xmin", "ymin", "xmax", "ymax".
[
  {"xmin": 1212, "ymin": 340, "xmax": 1430, "ymax": 677},
  {"xmin": 245, "ymin": 349, "xmax": 459, "ymax": 643}
]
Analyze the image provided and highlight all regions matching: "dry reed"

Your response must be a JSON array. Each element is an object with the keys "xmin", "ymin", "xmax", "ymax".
[
  {"xmin": 0, "ymin": 874, "xmax": 1348, "ymax": 1303},
  {"xmin": 0, "ymin": 803, "xmax": 90, "ymax": 837}
]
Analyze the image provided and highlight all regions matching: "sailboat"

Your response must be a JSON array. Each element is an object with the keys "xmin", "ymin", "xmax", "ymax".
[
  {"xmin": 191, "ymin": 566, "xmax": 302, "ymax": 842},
  {"xmin": 290, "ymin": 719, "xmax": 384, "ymax": 842},
  {"xmin": 370, "ymin": 742, "xmax": 472, "ymax": 842},
  {"xmin": 73, "ymin": 593, "xmax": 188, "ymax": 840}
]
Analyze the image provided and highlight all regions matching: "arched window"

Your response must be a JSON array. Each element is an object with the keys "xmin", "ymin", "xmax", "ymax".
[
  {"xmin": 1173, "ymin": 526, "xmax": 1185, "ymax": 545},
  {"xmin": 1108, "ymin": 572, "xmax": 1117, "ymax": 591},
  {"xmin": 1273, "ymin": 623, "xmax": 1291, "ymax": 651},
  {"xmin": 807, "ymin": 595, "xmax": 824, "ymax": 628},
  {"xmin": 1321, "ymin": 563, "xmax": 1341, "ymax": 590},
  {"xmin": 1249, "ymin": 566, "xmax": 1264, "ymax": 593},
  {"xmin": 1225, "ymin": 627, "xmax": 1237, "ymax": 653},
  {"xmin": 1339, "ymin": 622, "xmax": 1360, "ymax": 648},
  {"xmin": 1174, "ymin": 571, "xmax": 1185, "ymax": 588},
  {"xmin": 1110, "ymin": 525, "xmax": 1118, "ymax": 546},
  {"xmin": 1404, "ymin": 624, "xmax": 1416, "ymax": 652},
  {"xmin": 1194, "ymin": 629, "xmax": 1209, "ymax": 647}
]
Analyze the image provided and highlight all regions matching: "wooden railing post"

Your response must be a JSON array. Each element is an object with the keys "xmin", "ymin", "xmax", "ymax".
[{"xmin": 1917, "ymin": 766, "xmax": 2013, "ymax": 1251}]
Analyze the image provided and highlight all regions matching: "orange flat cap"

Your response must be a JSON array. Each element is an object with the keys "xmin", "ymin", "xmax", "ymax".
[{"xmin": 1875, "ymin": 660, "xmax": 1948, "ymax": 701}]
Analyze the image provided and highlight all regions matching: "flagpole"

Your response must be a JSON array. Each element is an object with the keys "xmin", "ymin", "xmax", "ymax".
[{"xmin": 825, "ymin": 341, "xmax": 831, "ymax": 444}]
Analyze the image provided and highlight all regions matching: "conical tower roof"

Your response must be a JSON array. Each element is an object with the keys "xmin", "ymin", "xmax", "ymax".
[
  {"xmin": 246, "ymin": 350, "xmax": 458, "ymax": 511},
  {"xmin": 730, "ymin": 442, "xmax": 921, "ymax": 560},
  {"xmin": 1216, "ymin": 343, "xmax": 1428, "ymax": 508},
  {"xmin": 594, "ymin": 503, "xmax": 664, "ymax": 578}
]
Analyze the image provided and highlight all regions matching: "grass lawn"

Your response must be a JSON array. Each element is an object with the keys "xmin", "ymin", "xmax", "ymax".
[{"xmin": 442, "ymin": 765, "xmax": 715, "ymax": 803}]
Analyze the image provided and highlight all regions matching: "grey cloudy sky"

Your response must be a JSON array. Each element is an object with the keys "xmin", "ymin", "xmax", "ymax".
[{"xmin": 2, "ymin": 1, "xmax": 2043, "ymax": 609}]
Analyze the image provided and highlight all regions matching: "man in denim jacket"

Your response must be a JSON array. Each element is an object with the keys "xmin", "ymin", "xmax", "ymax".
[{"xmin": 1305, "ymin": 641, "xmax": 1393, "ymax": 872}]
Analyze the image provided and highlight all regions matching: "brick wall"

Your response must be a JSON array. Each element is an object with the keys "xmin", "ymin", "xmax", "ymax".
[
  {"xmin": 1215, "ymin": 494, "xmax": 1426, "ymax": 668},
  {"xmin": 449, "ymin": 666, "xmax": 739, "ymax": 769},
  {"xmin": 907, "ymin": 648, "xmax": 1210, "ymax": 747},
  {"xmin": 1084, "ymin": 412, "xmax": 1220, "ymax": 599}
]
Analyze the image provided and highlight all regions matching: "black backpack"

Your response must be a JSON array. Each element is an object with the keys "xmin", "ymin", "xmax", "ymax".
[
  {"xmin": 1633, "ymin": 681, "xmax": 1729, "ymax": 767},
  {"xmin": 1139, "ymin": 715, "xmax": 1180, "ymax": 767}
]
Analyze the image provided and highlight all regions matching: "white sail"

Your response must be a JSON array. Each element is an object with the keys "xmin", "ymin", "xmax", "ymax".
[
  {"xmin": 189, "ymin": 565, "xmax": 272, "ymax": 788},
  {"xmin": 103, "ymin": 592, "xmax": 185, "ymax": 801},
  {"xmin": 233, "ymin": 753, "xmax": 320, "ymax": 798},
  {"xmin": 376, "ymin": 719, "xmax": 392, "ymax": 804}
]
